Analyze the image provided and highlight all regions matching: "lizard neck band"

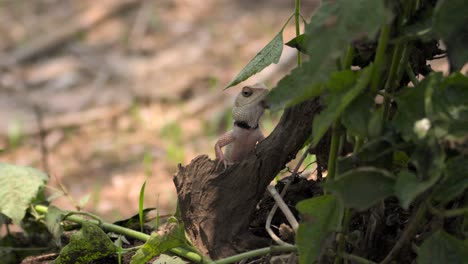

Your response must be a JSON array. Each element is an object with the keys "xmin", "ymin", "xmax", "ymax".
[{"xmin": 234, "ymin": 121, "xmax": 258, "ymax": 130}]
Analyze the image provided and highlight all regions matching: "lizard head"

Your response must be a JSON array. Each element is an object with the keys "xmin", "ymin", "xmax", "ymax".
[{"xmin": 232, "ymin": 83, "xmax": 269, "ymax": 128}]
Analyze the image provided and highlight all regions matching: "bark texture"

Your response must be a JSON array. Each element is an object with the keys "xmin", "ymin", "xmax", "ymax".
[{"xmin": 173, "ymin": 98, "xmax": 325, "ymax": 259}]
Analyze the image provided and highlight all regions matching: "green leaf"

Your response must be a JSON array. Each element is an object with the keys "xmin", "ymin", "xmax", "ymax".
[
  {"xmin": 324, "ymin": 167, "xmax": 395, "ymax": 210},
  {"xmin": 395, "ymin": 142, "xmax": 445, "ymax": 209},
  {"xmin": 285, "ymin": 34, "xmax": 309, "ymax": 54},
  {"xmin": 433, "ymin": 0, "xmax": 468, "ymax": 71},
  {"xmin": 393, "ymin": 73, "xmax": 442, "ymax": 141},
  {"xmin": 113, "ymin": 208, "xmax": 157, "ymax": 230},
  {"xmin": 417, "ymin": 230, "xmax": 468, "ymax": 264},
  {"xmin": 430, "ymin": 73, "xmax": 468, "ymax": 143},
  {"xmin": 225, "ymin": 30, "xmax": 284, "ymax": 89},
  {"xmin": 267, "ymin": 0, "xmax": 386, "ymax": 110},
  {"xmin": 433, "ymin": 155, "xmax": 468, "ymax": 203},
  {"xmin": 312, "ymin": 66, "xmax": 372, "ymax": 146},
  {"xmin": 130, "ymin": 222, "xmax": 186, "ymax": 264},
  {"xmin": 0, "ymin": 163, "xmax": 48, "ymax": 225},
  {"xmin": 341, "ymin": 94, "xmax": 374, "ymax": 138},
  {"xmin": 54, "ymin": 222, "xmax": 117, "ymax": 264},
  {"xmin": 152, "ymin": 254, "xmax": 190, "ymax": 264},
  {"xmin": 45, "ymin": 205, "xmax": 67, "ymax": 244},
  {"xmin": 296, "ymin": 195, "xmax": 343, "ymax": 264}
]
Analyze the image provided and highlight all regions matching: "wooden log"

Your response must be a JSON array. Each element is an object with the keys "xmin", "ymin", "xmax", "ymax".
[{"xmin": 174, "ymin": 98, "xmax": 328, "ymax": 259}]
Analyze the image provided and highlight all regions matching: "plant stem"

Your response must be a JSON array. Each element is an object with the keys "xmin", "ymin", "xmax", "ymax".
[
  {"xmin": 370, "ymin": 24, "xmax": 391, "ymax": 93},
  {"xmin": 426, "ymin": 201, "xmax": 468, "ymax": 218},
  {"xmin": 340, "ymin": 253, "xmax": 377, "ymax": 264},
  {"xmin": 34, "ymin": 205, "xmax": 205, "ymax": 263},
  {"xmin": 380, "ymin": 201, "xmax": 427, "ymax": 264},
  {"xmin": 212, "ymin": 245, "xmax": 297, "ymax": 264},
  {"xmin": 383, "ymin": 43, "xmax": 404, "ymax": 118},
  {"xmin": 326, "ymin": 121, "xmax": 341, "ymax": 181},
  {"xmin": 343, "ymin": 45, "xmax": 354, "ymax": 69},
  {"xmin": 334, "ymin": 208, "xmax": 352, "ymax": 264},
  {"xmin": 406, "ymin": 63, "xmax": 419, "ymax": 85},
  {"xmin": 295, "ymin": 0, "xmax": 302, "ymax": 65}
]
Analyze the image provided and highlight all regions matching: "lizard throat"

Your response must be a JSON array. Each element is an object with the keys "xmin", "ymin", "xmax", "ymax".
[{"xmin": 234, "ymin": 121, "xmax": 258, "ymax": 130}]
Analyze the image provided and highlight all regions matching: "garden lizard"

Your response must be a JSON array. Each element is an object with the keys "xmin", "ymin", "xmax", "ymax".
[{"xmin": 215, "ymin": 83, "xmax": 269, "ymax": 168}]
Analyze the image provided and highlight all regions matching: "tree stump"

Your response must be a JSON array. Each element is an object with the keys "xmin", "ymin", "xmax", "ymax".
[{"xmin": 173, "ymin": 98, "xmax": 326, "ymax": 259}]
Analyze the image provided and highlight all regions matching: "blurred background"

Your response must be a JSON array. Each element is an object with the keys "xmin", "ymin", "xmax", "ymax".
[{"xmin": 0, "ymin": 0, "xmax": 321, "ymax": 221}]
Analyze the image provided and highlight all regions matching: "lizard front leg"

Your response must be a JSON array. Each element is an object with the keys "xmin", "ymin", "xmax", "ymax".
[{"xmin": 214, "ymin": 130, "xmax": 235, "ymax": 169}]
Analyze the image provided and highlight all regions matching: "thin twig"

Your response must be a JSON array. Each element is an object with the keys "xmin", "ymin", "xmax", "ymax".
[
  {"xmin": 265, "ymin": 144, "xmax": 314, "ymax": 244},
  {"xmin": 265, "ymin": 204, "xmax": 292, "ymax": 246},
  {"xmin": 267, "ymin": 186, "xmax": 299, "ymax": 231}
]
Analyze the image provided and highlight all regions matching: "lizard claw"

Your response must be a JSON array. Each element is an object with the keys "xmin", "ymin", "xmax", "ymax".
[{"xmin": 215, "ymin": 159, "xmax": 231, "ymax": 171}]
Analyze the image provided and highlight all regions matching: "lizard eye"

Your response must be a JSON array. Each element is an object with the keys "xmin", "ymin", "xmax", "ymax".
[{"xmin": 242, "ymin": 87, "xmax": 253, "ymax": 97}]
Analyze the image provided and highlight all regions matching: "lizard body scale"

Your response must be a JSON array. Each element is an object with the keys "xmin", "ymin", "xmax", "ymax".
[{"xmin": 215, "ymin": 83, "xmax": 269, "ymax": 167}]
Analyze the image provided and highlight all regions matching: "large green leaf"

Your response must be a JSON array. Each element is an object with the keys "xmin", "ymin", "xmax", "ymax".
[
  {"xmin": 433, "ymin": 0, "xmax": 468, "ymax": 71},
  {"xmin": 395, "ymin": 141, "xmax": 445, "ymax": 209},
  {"xmin": 312, "ymin": 66, "xmax": 372, "ymax": 146},
  {"xmin": 0, "ymin": 163, "xmax": 48, "ymax": 225},
  {"xmin": 433, "ymin": 155, "xmax": 468, "ymax": 203},
  {"xmin": 417, "ymin": 230, "xmax": 468, "ymax": 264},
  {"xmin": 225, "ymin": 30, "xmax": 284, "ymax": 89},
  {"xmin": 53, "ymin": 222, "xmax": 117, "ymax": 264},
  {"xmin": 267, "ymin": 0, "xmax": 387, "ymax": 110},
  {"xmin": 130, "ymin": 221, "xmax": 186, "ymax": 264},
  {"xmin": 296, "ymin": 195, "xmax": 343, "ymax": 264},
  {"xmin": 324, "ymin": 167, "xmax": 395, "ymax": 210}
]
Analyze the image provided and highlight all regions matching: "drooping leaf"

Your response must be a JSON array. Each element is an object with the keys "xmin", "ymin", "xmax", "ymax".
[
  {"xmin": 394, "ymin": 141, "xmax": 445, "ymax": 209},
  {"xmin": 267, "ymin": 0, "xmax": 387, "ymax": 110},
  {"xmin": 130, "ymin": 222, "xmax": 186, "ymax": 264},
  {"xmin": 312, "ymin": 66, "xmax": 372, "ymax": 146},
  {"xmin": 54, "ymin": 222, "xmax": 117, "ymax": 264},
  {"xmin": 45, "ymin": 205, "xmax": 67, "ymax": 244},
  {"xmin": 433, "ymin": 0, "xmax": 468, "ymax": 71},
  {"xmin": 433, "ymin": 155, "xmax": 468, "ymax": 203},
  {"xmin": 113, "ymin": 208, "xmax": 157, "ymax": 230},
  {"xmin": 324, "ymin": 167, "xmax": 395, "ymax": 210},
  {"xmin": 296, "ymin": 195, "xmax": 343, "ymax": 264},
  {"xmin": 285, "ymin": 34, "xmax": 309, "ymax": 54},
  {"xmin": 0, "ymin": 163, "xmax": 48, "ymax": 225},
  {"xmin": 417, "ymin": 230, "xmax": 468, "ymax": 264},
  {"xmin": 225, "ymin": 30, "xmax": 284, "ymax": 89}
]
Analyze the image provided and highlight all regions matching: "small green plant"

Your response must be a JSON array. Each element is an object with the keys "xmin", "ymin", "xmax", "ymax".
[{"xmin": 138, "ymin": 181, "xmax": 146, "ymax": 232}]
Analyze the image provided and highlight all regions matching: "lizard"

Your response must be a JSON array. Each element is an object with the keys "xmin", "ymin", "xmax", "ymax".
[{"xmin": 215, "ymin": 83, "xmax": 269, "ymax": 168}]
